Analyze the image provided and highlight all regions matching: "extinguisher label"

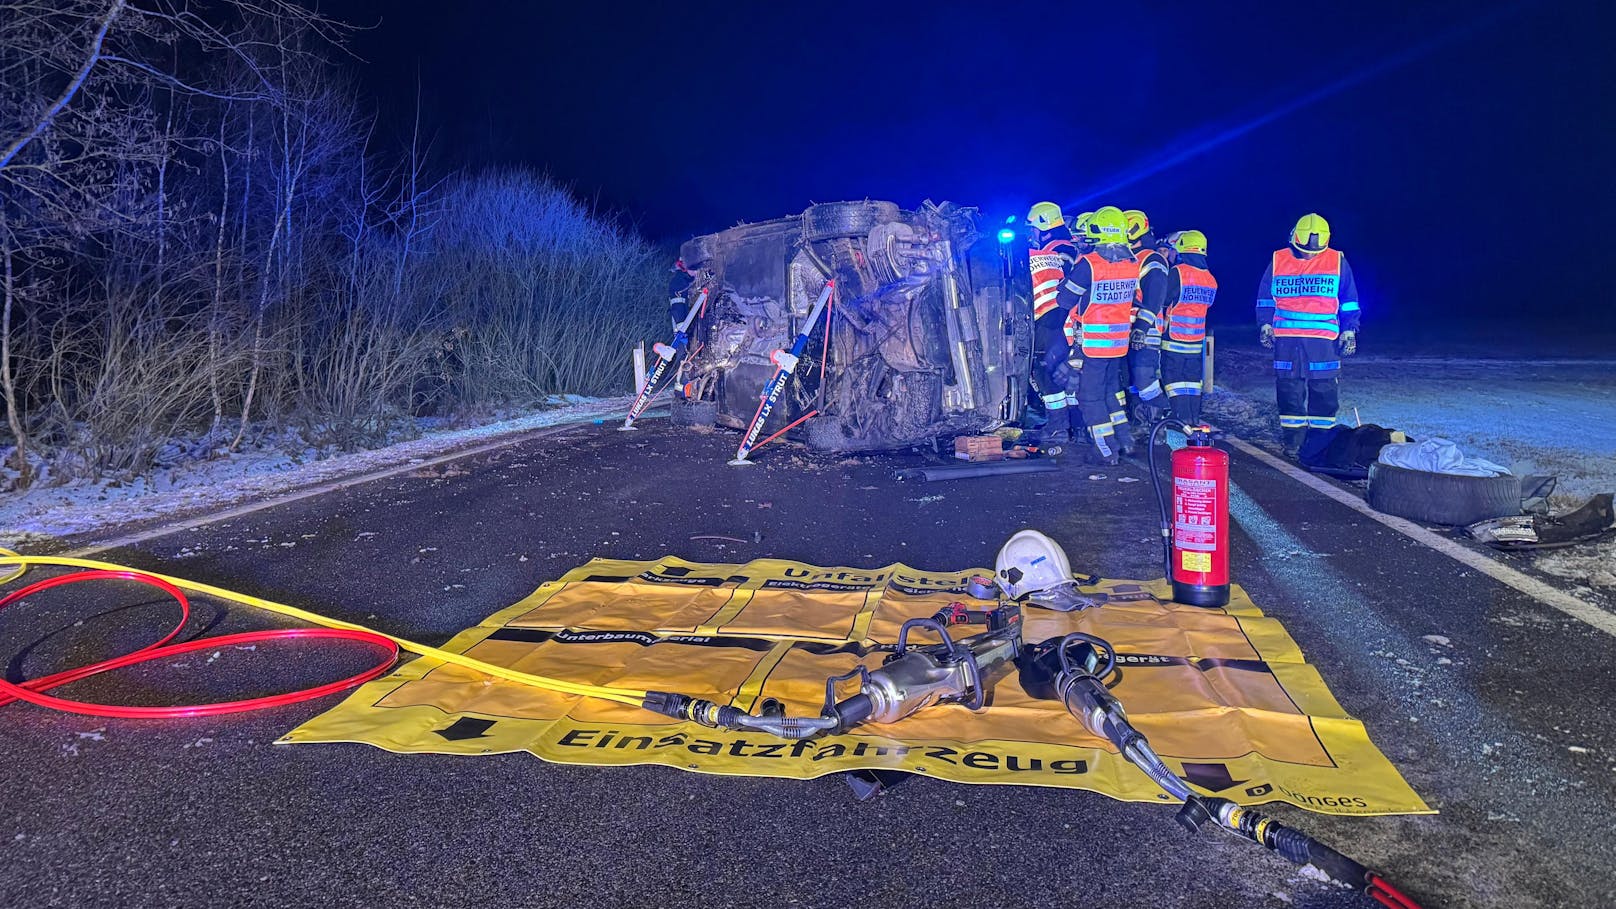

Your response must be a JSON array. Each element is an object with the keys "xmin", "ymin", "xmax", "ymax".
[
  {"xmin": 1181, "ymin": 550, "xmax": 1212, "ymax": 573},
  {"xmin": 1173, "ymin": 476, "xmax": 1219, "ymax": 553}
]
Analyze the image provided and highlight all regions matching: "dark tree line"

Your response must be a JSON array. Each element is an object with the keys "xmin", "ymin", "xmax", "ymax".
[{"xmin": 1, "ymin": 0, "xmax": 663, "ymax": 490}]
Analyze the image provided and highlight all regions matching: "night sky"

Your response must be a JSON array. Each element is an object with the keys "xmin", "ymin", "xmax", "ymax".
[{"xmin": 329, "ymin": 0, "xmax": 1612, "ymax": 341}]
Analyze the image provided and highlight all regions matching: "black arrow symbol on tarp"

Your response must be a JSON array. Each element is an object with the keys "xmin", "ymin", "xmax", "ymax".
[
  {"xmin": 435, "ymin": 717, "xmax": 496, "ymax": 741},
  {"xmin": 1181, "ymin": 762, "xmax": 1247, "ymax": 793}
]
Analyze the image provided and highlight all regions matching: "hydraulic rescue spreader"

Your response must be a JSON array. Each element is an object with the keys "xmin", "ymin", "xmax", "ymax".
[{"xmin": 642, "ymin": 601, "xmax": 1023, "ymax": 740}]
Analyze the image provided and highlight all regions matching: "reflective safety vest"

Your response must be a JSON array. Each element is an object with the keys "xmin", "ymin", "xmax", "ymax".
[
  {"xmin": 1270, "ymin": 248, "xmax": 1343, "ymax": 340},
  {"xmin": 1029, "ymin": 238, "xmax": 1075, "ymax": 320},
  {"xmin": 1063, "ymin": 253, "xmax": 1138, "ymax": 358},
  {"xmin": 1164, "ymin": 263, "xmax": 1217, "ymax": 353},
  {"xmin": 1131, "ymin": 248, "xmax": 1165, "ymax": 333}
]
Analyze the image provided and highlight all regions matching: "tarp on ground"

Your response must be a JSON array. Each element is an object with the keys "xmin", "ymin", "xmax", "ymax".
[{"xmin": 280, "ymin": 557, "xmax": 1430, "ymax": 816}]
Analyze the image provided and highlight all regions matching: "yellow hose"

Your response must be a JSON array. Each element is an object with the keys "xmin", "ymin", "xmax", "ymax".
[{"xmin": 0, "ymin": 550, "xmax": 648, "ymax": 707}]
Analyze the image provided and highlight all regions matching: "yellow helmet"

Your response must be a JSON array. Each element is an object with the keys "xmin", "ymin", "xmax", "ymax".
[
  {"xmin": 1123, "ymin": 209, "xmax": 1151, "ymax": 243},
  {"xmin": 1173, "ymin": 229, "xmax": 1208, "ymax": 255},
  {"xmin": 1026, "ymin": 201, "xmax": 1065, "ymax": 231},
  {"xmin": 1085, "ymin": 206, "xmax": 1129, "ymax": 246},
  {"xmin": 1291, "ymin": 213, "xmax": 1330, "ymax": 252},
  {"xmin": 1072, "ymin": 211, "xmax": 1096, "ymax": 239}
]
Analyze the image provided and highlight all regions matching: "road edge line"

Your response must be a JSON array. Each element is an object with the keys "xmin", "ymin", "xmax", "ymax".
[
  {"xmin": 64, "ymin": 410, "xmax": 630, "ymax": 558},
  {"xmin": 1226, "ymin": 435, "xmax": 1616, "ymax": 639}
]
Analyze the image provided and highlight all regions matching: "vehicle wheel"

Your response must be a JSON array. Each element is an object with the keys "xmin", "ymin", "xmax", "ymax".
[
  {"xmin": 804, "ymin": 416, "xmax": 851, "ymax": 452},
  {"xmin": 1366, "ymin": 462, "xmax": 1521, "ymax": 526},
  {"xmin": 679, "ymin": 234, "xmax": 717, "ymax": 268},
  {"xmin": 803, "ymin": 201, "xmax": 900, "ymax": 241},
  {"xmin": 670, "ymin": 399, "xmax": 718, "ymax": 428}
]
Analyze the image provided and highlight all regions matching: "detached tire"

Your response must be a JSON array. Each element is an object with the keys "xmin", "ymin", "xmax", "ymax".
[
  {"xmin": 803, "ymin": 201, "xmax": 900, "ymax": 241},
  {"xmin": 670, "ymin": 399, "xmax": 717, "ymax": 428},
  {"xmin": 804, "ymin": 416, "xmax": 851, "ymax": 452},
  {"xmin": 1366, "ymin": 462, "xmax": 1521, "ymax": 526}
]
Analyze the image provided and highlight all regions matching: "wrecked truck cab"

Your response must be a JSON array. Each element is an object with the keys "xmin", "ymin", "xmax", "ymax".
[{"xmin": 674, "ymin": 200, "xmax": 1029, "ymax": 453}]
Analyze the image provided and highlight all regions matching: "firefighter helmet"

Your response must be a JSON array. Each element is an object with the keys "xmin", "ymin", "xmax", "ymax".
[
  {"xmin": 994, "ymin": 530, "xmax": 1096, "ymax": 611},
  {"xmin": 1291, "ymin": 213, "xmax": 1331, "ymax": 253},
  {"xmin": 1027, "ymin": 201, "xmax": 1065, "ymax": 231},
  {"xmin": 1072, "ymin": 211, "xmax": 1096, "ymax": 240},
  {"xmin": 1173, "ymin": 229, "xmax": 1208, "ymax": 255},
  {"xmin": 1084, "ymin": 206, "xmax": 1129, "ymax": 247},
  {"xmin": 1123, "ymin": 209, "xmax": 1151, "ymax": 243}
]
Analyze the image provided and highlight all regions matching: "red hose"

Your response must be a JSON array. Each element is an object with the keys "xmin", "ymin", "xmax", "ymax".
[
  {"xmin": 0, "ymin": 569, "xmax": 397, "ymax": 719},
  {"xmin": 1369, "ymin": 875, "xmax": 1425, "ymax": 909}
]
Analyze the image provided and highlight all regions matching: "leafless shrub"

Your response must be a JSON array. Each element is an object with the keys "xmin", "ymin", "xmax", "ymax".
[
  {"xmin": 40, "ymin": 295, "xmax": 247, "ymax": 480},
  {"xmin": 424, "ymin": 171, "xmax": 663, "ymax": 407},
  {"xmin": 1, "ymin": 3, "xmax": 664, "ymax": 490}
]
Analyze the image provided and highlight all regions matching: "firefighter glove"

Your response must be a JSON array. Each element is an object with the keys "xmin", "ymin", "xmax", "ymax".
[
  {"xmin": 673, "ymin": 330, "xmax": 689, "ymax": 351},
  {"xmin": 1259, "ymin": 324, "xmax": 1274, "ymax": 349},
  {"xmin": 1338, "ymin": 330, "xmax": 1357, "ymax": 356},
  {"xmin": 1066, "ymin": 347, "xmax": 1085, "ymax": 371},
  {"xmin": 1130, "ymin": 329, "xmax": 1148, "ymax": 350}
]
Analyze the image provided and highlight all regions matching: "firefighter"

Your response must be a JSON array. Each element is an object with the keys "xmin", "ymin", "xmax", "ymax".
[
  {"xmin": 1025, "ymin": 202, "xmax": 1080, "ymax": 447},
  {"xmin": 1155, "ymin": 230, "xmax": 1177, "ymax": 261},
  {"xmin": 1056, "ymin": 206, "xmax": 1139, "ymax": 465},
  {"xmin": 1256, "ymin": 213, "xmax": 1361, "ymax": 457},
  {"xmin": 1160, "ymin": 229, "xmax": 1216, "ymax": 423},
  {"xmin": 1071, "ymin": 211, "xmax": 1096, "ymax": 256},
  {"xmin": 667, "ymin": 259, "xmax": 705, "ymax": 351},
  {"xmin": 1124, "ymin": 209, "xmax": 1169, "ymax": 423},
  {"xmin": 1054, "ymin": 210, "xmax": 1098, "ymax": 420}
]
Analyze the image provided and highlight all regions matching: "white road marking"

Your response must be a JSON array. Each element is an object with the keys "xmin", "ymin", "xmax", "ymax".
[
  {"xmin": 64, "ymin": 412, "xmax": 629, "ymax": 559},
  {"xmin": 1226, "ymin": 436, "xmax": 1616, "ymax": 639}
]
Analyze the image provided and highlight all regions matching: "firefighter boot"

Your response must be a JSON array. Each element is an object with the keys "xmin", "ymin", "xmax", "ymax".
[{"xmin": 1281, "ymin": 427, "xmax": 1306, "ymax": 460}]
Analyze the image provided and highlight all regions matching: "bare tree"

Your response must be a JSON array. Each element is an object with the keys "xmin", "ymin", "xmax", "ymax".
[{"xmin": 0, "ymin": 0, "xmax": 665, "ymax": 491}]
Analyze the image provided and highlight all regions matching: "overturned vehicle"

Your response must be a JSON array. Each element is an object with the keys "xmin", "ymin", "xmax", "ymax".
[{"xmin": 671, "ymin": 200, "xmax": 1028, "ymax": 453}]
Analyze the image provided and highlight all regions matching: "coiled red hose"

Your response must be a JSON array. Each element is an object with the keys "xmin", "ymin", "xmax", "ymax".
[{"xmin": 0, "ymin": 569, "xmax": 397, "ymax": 718}]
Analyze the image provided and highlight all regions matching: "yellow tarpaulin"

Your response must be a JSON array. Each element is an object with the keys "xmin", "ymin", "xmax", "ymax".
[{"xmin": 281, "ymin": 557, "xmax": 1430, "ymax": 816}]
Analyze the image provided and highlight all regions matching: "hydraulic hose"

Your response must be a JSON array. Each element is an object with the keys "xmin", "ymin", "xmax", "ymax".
[
  {"xmin": 1147, "ymin": 417, "xmax": 1190, "ymax": 580},
  {"xmin": 639, "ymin": 691, "xmax": 840, "ymax": 739},
  {"xmin": 0, "ymin": 550, "xmax": 650, "ymax": 712},
  {"xmin": 0, "ymin": 568, "xmax": 398, "ymax": 718},
  {"xmin": 1051, "ymin": 628, "xmax": 1425, "ymax": 907},
  {"xmin": 1184, "ymin": 797, "xmax": 1425, "ymax": 909}
]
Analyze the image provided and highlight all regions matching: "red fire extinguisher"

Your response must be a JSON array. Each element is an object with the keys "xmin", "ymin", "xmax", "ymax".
[{"xmin": 1155, "ymin": 423, "xmax": 1230, "ymax": 608}]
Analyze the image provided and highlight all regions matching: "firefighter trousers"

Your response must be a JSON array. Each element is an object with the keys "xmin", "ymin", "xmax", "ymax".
[
  {"xmin": 1031, "ymin": 312, "xmax": 1072, "ymax": 443},
  {"xmin": 1128, "ymin": 343, "xmax": 1165, "ymax": 420},
  {"xmin": 1070, "ymin": 352, "xmax": 1133, "ymax": 458},
  {"xmin": 1273, "ymin": 336, "xmax": 1341, "ymax": 450},
  {"xmin": 1161, "ymin": 347, "xmax": 1205, "ymax": 423}
]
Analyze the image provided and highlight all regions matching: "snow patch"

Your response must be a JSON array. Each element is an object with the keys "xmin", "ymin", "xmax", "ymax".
[
  {"xmin": 0, "ymin": 397, "xmax": 623, "ymax": 545},
  {"xmin": 1209, "ymin": 352, "xmax": 1616, "ymax": 599}
]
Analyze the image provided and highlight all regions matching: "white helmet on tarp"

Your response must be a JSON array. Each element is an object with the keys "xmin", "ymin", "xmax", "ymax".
[{"xmin": 994, "ymin": 530, "xmax": 1096, "ymax": 611}]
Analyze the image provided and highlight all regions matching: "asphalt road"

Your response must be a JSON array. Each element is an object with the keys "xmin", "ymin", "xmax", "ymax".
[{"xmin": 3, "ymin": 418, "xmax": 1613, "ymax": 908}]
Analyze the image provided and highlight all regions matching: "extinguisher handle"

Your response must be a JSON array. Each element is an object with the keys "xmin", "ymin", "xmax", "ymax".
[{"xmin": 1183, "ymin": 424, "xmax": 1226, "ymax": 445}]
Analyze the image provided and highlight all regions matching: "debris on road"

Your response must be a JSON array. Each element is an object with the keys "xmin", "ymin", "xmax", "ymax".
[
  {"xmin": 954, "ymin": 435, "xmax": 1005, "ymax": 462},
  {"xmin": 896, "ymin": 461, "xmax": 1058, "ymax": 482}
]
